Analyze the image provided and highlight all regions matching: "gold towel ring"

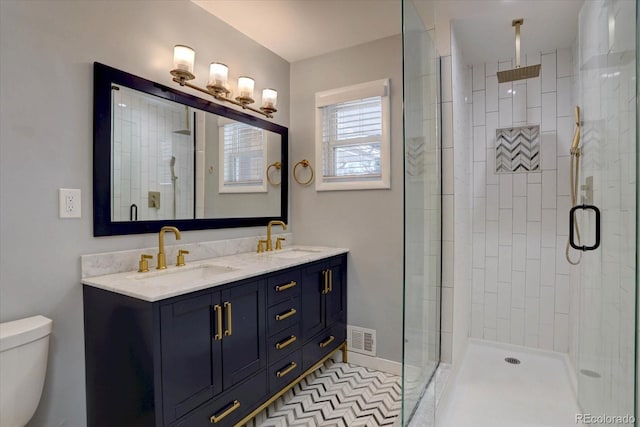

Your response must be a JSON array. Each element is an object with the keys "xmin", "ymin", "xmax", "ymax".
[
  {"xmin": 266, "ymin": 161, "xmax": 282, "ymax": 186},
  {"xmin": 293, "ymin": 159, "xmax": 314, "ymax": 186}
]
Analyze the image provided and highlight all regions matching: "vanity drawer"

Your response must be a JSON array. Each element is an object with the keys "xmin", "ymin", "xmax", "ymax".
[
  {"xmin": 173, "ymin": 370, "xmax": 268, "ymax": 427},
  {"xmin": 267, "ymin": 270, "xmax": 301, "ymax": 306},
  {"xmin": 267, "ymin": 297, "xmax": 300, "ymax": 335},
  {"xmin": 267, "ymin": 324, "xmax": 301, "ymax": 363},
  {"xmin": 269, "ymin": 350, "xmax": 303, "ymax": 394},
  {"xmin": 302, "ymin": 325, "xmax": 346, "ymax": 371}
]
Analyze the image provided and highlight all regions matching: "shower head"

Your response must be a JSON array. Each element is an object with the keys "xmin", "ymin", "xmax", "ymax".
[
  {"xmin": 173, "ymin": 106, "xmax": 192, "ymax": 135},
  {"xmin": 496, "ymin": 18, "xmax": 541, "ymax": 83},
  {"xmin": 173, "ymin": 129, "xmax": 192, "ymax": 136}
]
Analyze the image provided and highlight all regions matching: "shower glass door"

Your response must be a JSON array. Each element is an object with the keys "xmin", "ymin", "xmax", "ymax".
[
  {"xmin": 402, "ymin": 0, "xmax": 441, "ymax": 425},
  {"xmin": 576, "ymin": 0, "xmax": 637, "ymax": 423}
]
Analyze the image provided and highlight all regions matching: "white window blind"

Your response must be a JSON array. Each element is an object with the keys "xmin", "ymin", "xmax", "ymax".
[
  {"xmin": 321, "ymin": 96, "xmax": 382, "ymax": 179},
  {"xmin": 222, "ymin": 123, "xmax": 264, "ymax": 187}
]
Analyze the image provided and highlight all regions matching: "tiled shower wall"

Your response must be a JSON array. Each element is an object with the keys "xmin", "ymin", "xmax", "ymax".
[{"xmin": 468, "ymin": 48, "xmax": 577, "ymax": 352}]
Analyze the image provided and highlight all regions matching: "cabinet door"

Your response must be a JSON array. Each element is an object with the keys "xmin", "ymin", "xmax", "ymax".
[
  {"xmin": 325, "ymin": 256, "xmax": 346, "ymax": 328},
  {"xmin": 221, "ymin": 280, "xmax": 266, "ymax": 390},
  {"xmin": 300, "ymin": 261, "xmax": 326, "ymax": 341},
  {"xmin": 161, "ymin": 292, "xmax": 222, "ymax": 425}
]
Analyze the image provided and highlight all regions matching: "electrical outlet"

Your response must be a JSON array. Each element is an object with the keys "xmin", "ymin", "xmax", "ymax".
[{"xmin": 59, "ymin": 188, "xmax": 81, "ymax": 218}]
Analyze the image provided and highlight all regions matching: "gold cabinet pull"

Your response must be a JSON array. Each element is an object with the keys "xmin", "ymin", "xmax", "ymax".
[
  {"xmin": 213, "ymin": 305, "xmax": 223, "ymax": 341},
  {"xmin": 275, "ymin": 281, "xmax": 297, "ymax": 292},
  {"xmin": 210, "ymin": 400, "xmax": 240, "ymax": 423},
  {"xmin": 275, "ymin": 335, "xmax": 297, "ymax": 350},
  {"xmin": 329, "ymin": 269, "xmax": 333, "ymax": 292},
  {"xmin": 322, "ymin": 269, "xmax": 328, "ymax": 294},
  {"xmin": 276, "ymin": 362, "xmax": 297, "ymax": 378},
  {"xmin": 275, "ymin": 308, "xmax": 297, "ymax": 321},
  {"xmin": 319, "ymin": 335, "xmax": 335, "ymax": 348},
  {"xmin": 224, "ymin": 301, "xmax": 232, "ymax": 336}
]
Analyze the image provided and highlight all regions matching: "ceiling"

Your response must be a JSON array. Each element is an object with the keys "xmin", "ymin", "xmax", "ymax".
[{"xmin": 193, "ymin": 0, "xmax": 584, "ymax": 64}]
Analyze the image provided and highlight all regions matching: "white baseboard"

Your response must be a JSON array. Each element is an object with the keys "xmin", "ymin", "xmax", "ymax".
[{"xmin": 341, "ymin": 351, "xmax": 402, "ymax": 376}]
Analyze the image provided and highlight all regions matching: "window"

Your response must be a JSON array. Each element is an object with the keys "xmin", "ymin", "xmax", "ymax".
[
  {"xmin": 315, "ymin": 79, "xmax": 390, "ymax": 191},
  {"xmin": 219, "ymin": 121, "xmax": 267, "ymax": 193}
]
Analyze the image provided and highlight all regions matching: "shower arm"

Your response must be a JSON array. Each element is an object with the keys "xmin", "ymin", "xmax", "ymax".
[{"xmin": 514, "ymin": 19, "xmax": 522, "ymax": 68}]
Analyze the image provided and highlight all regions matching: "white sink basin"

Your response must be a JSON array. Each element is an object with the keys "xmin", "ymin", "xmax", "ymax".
[
  {"xmin": 129, "ymin": 263, "xmax": 236, "ymax": 286},
  {"xmin": 267, "ymin": 248, "xmax": 323, "ymax": 259}
]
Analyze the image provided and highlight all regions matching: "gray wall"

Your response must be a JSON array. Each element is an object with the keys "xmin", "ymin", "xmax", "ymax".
[
  {"xmin": 0, "ymin": 2, "xmax": 289, "ymax": 426},
  {"xmin": 289, "ymin": 35, "xmax": 404, "ymax": 362}
]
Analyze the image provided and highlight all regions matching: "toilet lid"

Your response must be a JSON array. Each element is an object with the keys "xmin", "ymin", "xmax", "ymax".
[{"xmin": 0, "ymin": 315, "xmax": 52, "ymax": 352}]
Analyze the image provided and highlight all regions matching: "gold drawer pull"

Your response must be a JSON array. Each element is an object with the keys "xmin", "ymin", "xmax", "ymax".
[
  {"xmin": 276, "ymin": 362, "xmax": 297, "ymax": 378},
  {"xmin": 210, "ymin": 399, "xmax": 240, "ymax": 423},
  {"xmin": 275, "ymin": 281, "xmax": 297, "ymax": 292},
  {"xmin": 319, "ymin": 335, "xmax": 335, "ymax": 348},
  {"xmin": 322, "ymin": 269, "xmax": 328, "ymax": 294},
  {"xmin": 224, "ymin": 301, "xmax": 232, "ymax": 337},
  {"xmin": 213, "ymin": 305, "xmax": 223, "ymax": 341},
  {"xmin": 329, "ymin": 269, "xmax": 333, "ymax": 292},
  {"xmin": 275, "ymin": 308, "xmax": 297, "ymax": 321},
  {"xmin": 275, "ymin": 335, "xmax": 297, "ymax": 350}
]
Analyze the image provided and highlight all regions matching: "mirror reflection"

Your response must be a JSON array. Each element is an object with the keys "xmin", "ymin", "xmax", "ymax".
[{"xmin": 110, "ymin": 84, "xmax": 282, "ymax": 223}]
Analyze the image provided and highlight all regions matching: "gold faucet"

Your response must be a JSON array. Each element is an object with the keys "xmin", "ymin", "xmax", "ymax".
[
  {"xmin": 157, "ymin": 226, "xmax": 181, "ymax": 269},
  {"xmin": 266, "ymin": 220, "xmax": 286, "ymax": 251}
]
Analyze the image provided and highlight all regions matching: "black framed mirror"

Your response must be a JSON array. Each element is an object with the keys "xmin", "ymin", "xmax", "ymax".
[{"xmin": 93, "ymin": 62, "xmax": 288, "ymax": 236}]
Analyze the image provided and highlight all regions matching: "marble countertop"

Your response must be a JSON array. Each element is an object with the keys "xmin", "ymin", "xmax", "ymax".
[{"xmin": 82, "ymin": 245, "xmax": 348, "ymax": 302}]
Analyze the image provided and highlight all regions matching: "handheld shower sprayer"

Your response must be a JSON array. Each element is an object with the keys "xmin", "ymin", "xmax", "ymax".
[
  {"xmin": 570, "ymin": 106, "xmax": 581, "ymax": 155},
  {"xmin": 566, "ymin": 105, "xmax": 582, "ymax": 265},
  {"xmin": 170, "ymin": 156, "xmax": 177, "ymax": 182}
]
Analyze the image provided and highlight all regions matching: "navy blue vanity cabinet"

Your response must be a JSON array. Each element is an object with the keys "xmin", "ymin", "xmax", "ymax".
[
  {"xmin": 160, "ymin": 279, "xmax": 266, "ymax": 426},
  {"xmin": 300, "ymin": 254, "xmax": 347, "ymax": 371}
]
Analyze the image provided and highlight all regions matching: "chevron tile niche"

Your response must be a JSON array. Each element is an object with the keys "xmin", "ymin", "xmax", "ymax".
[
  {"xmin": 248, "ymin": 360, "xmax": 401, "ymax": 427},
  {"xmin": 495, "ymin": 125, "xmax": 540, "ymax": 173}
]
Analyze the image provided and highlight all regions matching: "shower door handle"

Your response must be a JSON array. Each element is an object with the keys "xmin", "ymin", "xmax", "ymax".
[{"xmin": 569, "ymin": 204, "xmax": 600, "ymax": 251}]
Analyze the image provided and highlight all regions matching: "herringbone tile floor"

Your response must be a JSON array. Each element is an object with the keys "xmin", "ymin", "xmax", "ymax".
[{"xmin": 247, "ymin": 360, "xmax": 401, "ymax": 427}]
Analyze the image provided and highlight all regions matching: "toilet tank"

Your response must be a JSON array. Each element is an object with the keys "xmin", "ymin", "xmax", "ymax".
[{"xmin": 0, "ymin": 315, "xmax": 53, "ymax": 427}]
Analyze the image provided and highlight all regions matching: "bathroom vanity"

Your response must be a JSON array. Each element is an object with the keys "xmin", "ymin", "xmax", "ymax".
[{"xmin": 82, "ymin": 246, "xmax": 347, "ymax": 427}]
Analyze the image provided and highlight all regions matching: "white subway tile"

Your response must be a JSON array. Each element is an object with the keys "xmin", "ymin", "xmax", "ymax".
[
  {"xmin": 499, "ymin": 81, "xmax": 513, "ymax": 99},
  {"xmin": 527, "ymin": 183, "xmax": 542, "ymax": 221},
  {"xmin": 527, "ymin": 76, "xmax": 541, "ymax": 108},
  {"xmin": 499, "ymin": 174, "xmax": 513, "ymax": 208},
  {"xmin": 538, "ymin": 321, "xmax": 554, "ymax": 350},
  {"xmin": 513, "ymin": 197, "xmax": 527, "ymax": 233},
  {"xmin": 556, "ymin": 235, "xmax": 571, "ymax": 275},
  {"xmin": 541, "ymin": 92, "xmax": 557, "ymax": 131},
  {"xmin": 541, "ymin": 51, "xmax": 557, "ymax": 92},
  {"xmin": 441, "ymin": 55, "xmax": 453, "ymax": 102},
  {"xmin": 486, "ymin": 76, "xmax": 499, "ymax": 112},
  {"xmin": 497, "ymin": 282, "xmax": 511, "ymax": 319},
  {"xmin": 442, "ymin": 102, "xmax": 453, "ymax": 148},
  {"xmin": 525, "ymin": 334, "xmax": 539, "ymax": 348},
  {"xmin": 512, "ymin": 233, "xmax": 527, "ymax": 271},
  {"xmin": 541, "ymin": 209, "xmax": 557, "ymax": 248},
  {"xmin": 442, "ymin": 240, "xmax": 454, "ymax": 287},
  {"xmin": 525, "ymin": 297, "xmax": 540, "ymax": 339},
  {"xmin": 486, "ymin": 111, "xmax": 499, "ymax": 149},
  {"xmin": 473, "ymin": 64, "xmax": 486, "ymax": 90},
  {"xmin": 498, "ymin": 245, "xmax": 512, "ymax": 283},
  {"xmin": 486, "ymin": 149, "xmax": 498, "ymax": 184},
  {"xmin": 556, "ymin": 47, "xmax": 572, "ymax": 78},
  {"xmin": 556, "ymin": 195, "xmax": 570, "ymax": 236},
  {"xmin": 513, "ymin": 174, "xmax": 527, "ymax": 197},
  {"xmin": 473, "ymin": 90, "xmax": 486, "ymax": 125},
  {"xmin": 484, "ymin": 292, "xmax": 498, "ymax": 330},
  {"xmin": 471, "ymin": 304, "xmax": 484, "ymax": 338},
  {"xmin": 443, "ymin": 147, "xmax": 454, "ymax": 195},
  {"xmin": 541, "ymin": 170, "xmax": 557, "ymax": 208},
  {"xmin": 526, "ymin": 52, "xmax": 541, "ymax": 67},
  {"xmin": 442, "ymin": 287, "xmax": 454, "ymax": 333},
  {"xmin": 540, "ymin": 285, "xmax": 555, "ymax": 322},
  {"xmin": 555, "ymin": 274, "xmax": 570, "ymax": 314},
  {"xmin": 526, "ymin": 221, "xmax": 541, "ymax": 260},
  {"xmin": 510, "ymin": 308, "xmax": 525, "ymax": 345},
  {"xmin": 556, "ymin": 116, "xmax": 572, "ymax": 157},
  {"xmin": 512, "ymin": 271, "xmax": 526, "ymax": 309},
  {"xmin": 474, "ymin": 162, "xmax": 486, "ymax": 197},
  {"xmin": 499, "ymin": 98, "xmax": 512, "ymax": 127},
  {"xmin": 541, "ymin": 132, "xmax": 557, "ymax": 170},
  {"xmin": 527, "ymin": 107, "xmax": 541, "ymax": 126},
  {"xmin": 484, "ymin": 328, "xmax": 497, "ymax": 341},
  {"xmin": 499, "ymin": 209, "xmax": 513, "ymax": 246},
  {"xmin": 473, "ymin": 197, "xmax": 486, "ymax": 233},
  {"xmin": 486, "ymin": 220, "xmax": 499, "ymax": 257},
  {"xmin": 486, "ymin": 185, "xmax": 499, "ymax": 220},
  {"xmin": 526, "ymin": 259, "xmax": 541, "ymax": 298},
  {"xmin": 441, "ymin": 332, "xmax": 453, "ymax": 363},
  {"xmin": 513, "ymin": 83, "xmax": 527, "ymax": 123},
  {"xmin": 528, "ymin": 172, "xmax": 542, "ymax": 183},
  {"xmin": 485, "ymin": 257, "xmax": 499, "ymax": 293},
  {"xmin": 556, "ymin": 77, "xmax": 572, "ymax": 117},
  {"xmin": 473, "ymin": 232, "xmax": 486, "ymax": 268},
  {"xmin": 472, "ymin": 268, "xmax": 485, "ymax": 304},
  {"xmin": 474, "ymin": 126, "xmax": 487, "ymax": 161},
  {"xmin": 554, "ymin": 313, "xmax": 569, "ymax": 352},
  {"xmin": 540, "ymin": 247, "xmax": 556, "ymax": 288},
  {"xmin": 497, "ymin": 319, "xmax": 510, "ymax": 343},
  {"xmin": 499, "ymin": 59, "xmax": 513, "ymax": 71},
  {"xmin": 556, "ymin": 155, "xmax": 570, "ymax": 196},
  {"xmin": 443, "ymin": 195, "xmax": 454, "ymax": 241},
  {"xmin": 486, "ymin": 61, "xmax": 498, "ymax": 77}
]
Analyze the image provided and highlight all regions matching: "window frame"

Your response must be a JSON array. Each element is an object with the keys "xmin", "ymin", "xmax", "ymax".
[
  {"xmin": 218, "ymin": 119, "xmax": 268, "ymax": 194},
  {"xmin": 314, "ymin": 78, "xmax": 391, "ymax": 191}
]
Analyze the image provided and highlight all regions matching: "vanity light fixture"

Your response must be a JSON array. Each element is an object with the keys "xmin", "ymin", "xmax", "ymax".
[{"xmin": 169, "ymin": 45, "xmax": 278, "ymax": 118}]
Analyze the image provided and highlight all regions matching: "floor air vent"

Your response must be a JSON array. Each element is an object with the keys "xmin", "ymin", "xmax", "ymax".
[
  {"xmin": 347, "ymin": 325, "xmax": 376, "ymax": 356},
  {"xmin": 505, "ymin": 357, "xmax": 521, "ymax": 365}
]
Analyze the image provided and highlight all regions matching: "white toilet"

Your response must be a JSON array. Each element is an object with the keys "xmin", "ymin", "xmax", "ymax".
[{"xmin": 0, "ymin": 315, "xmax": 52, "ymax": 427}]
